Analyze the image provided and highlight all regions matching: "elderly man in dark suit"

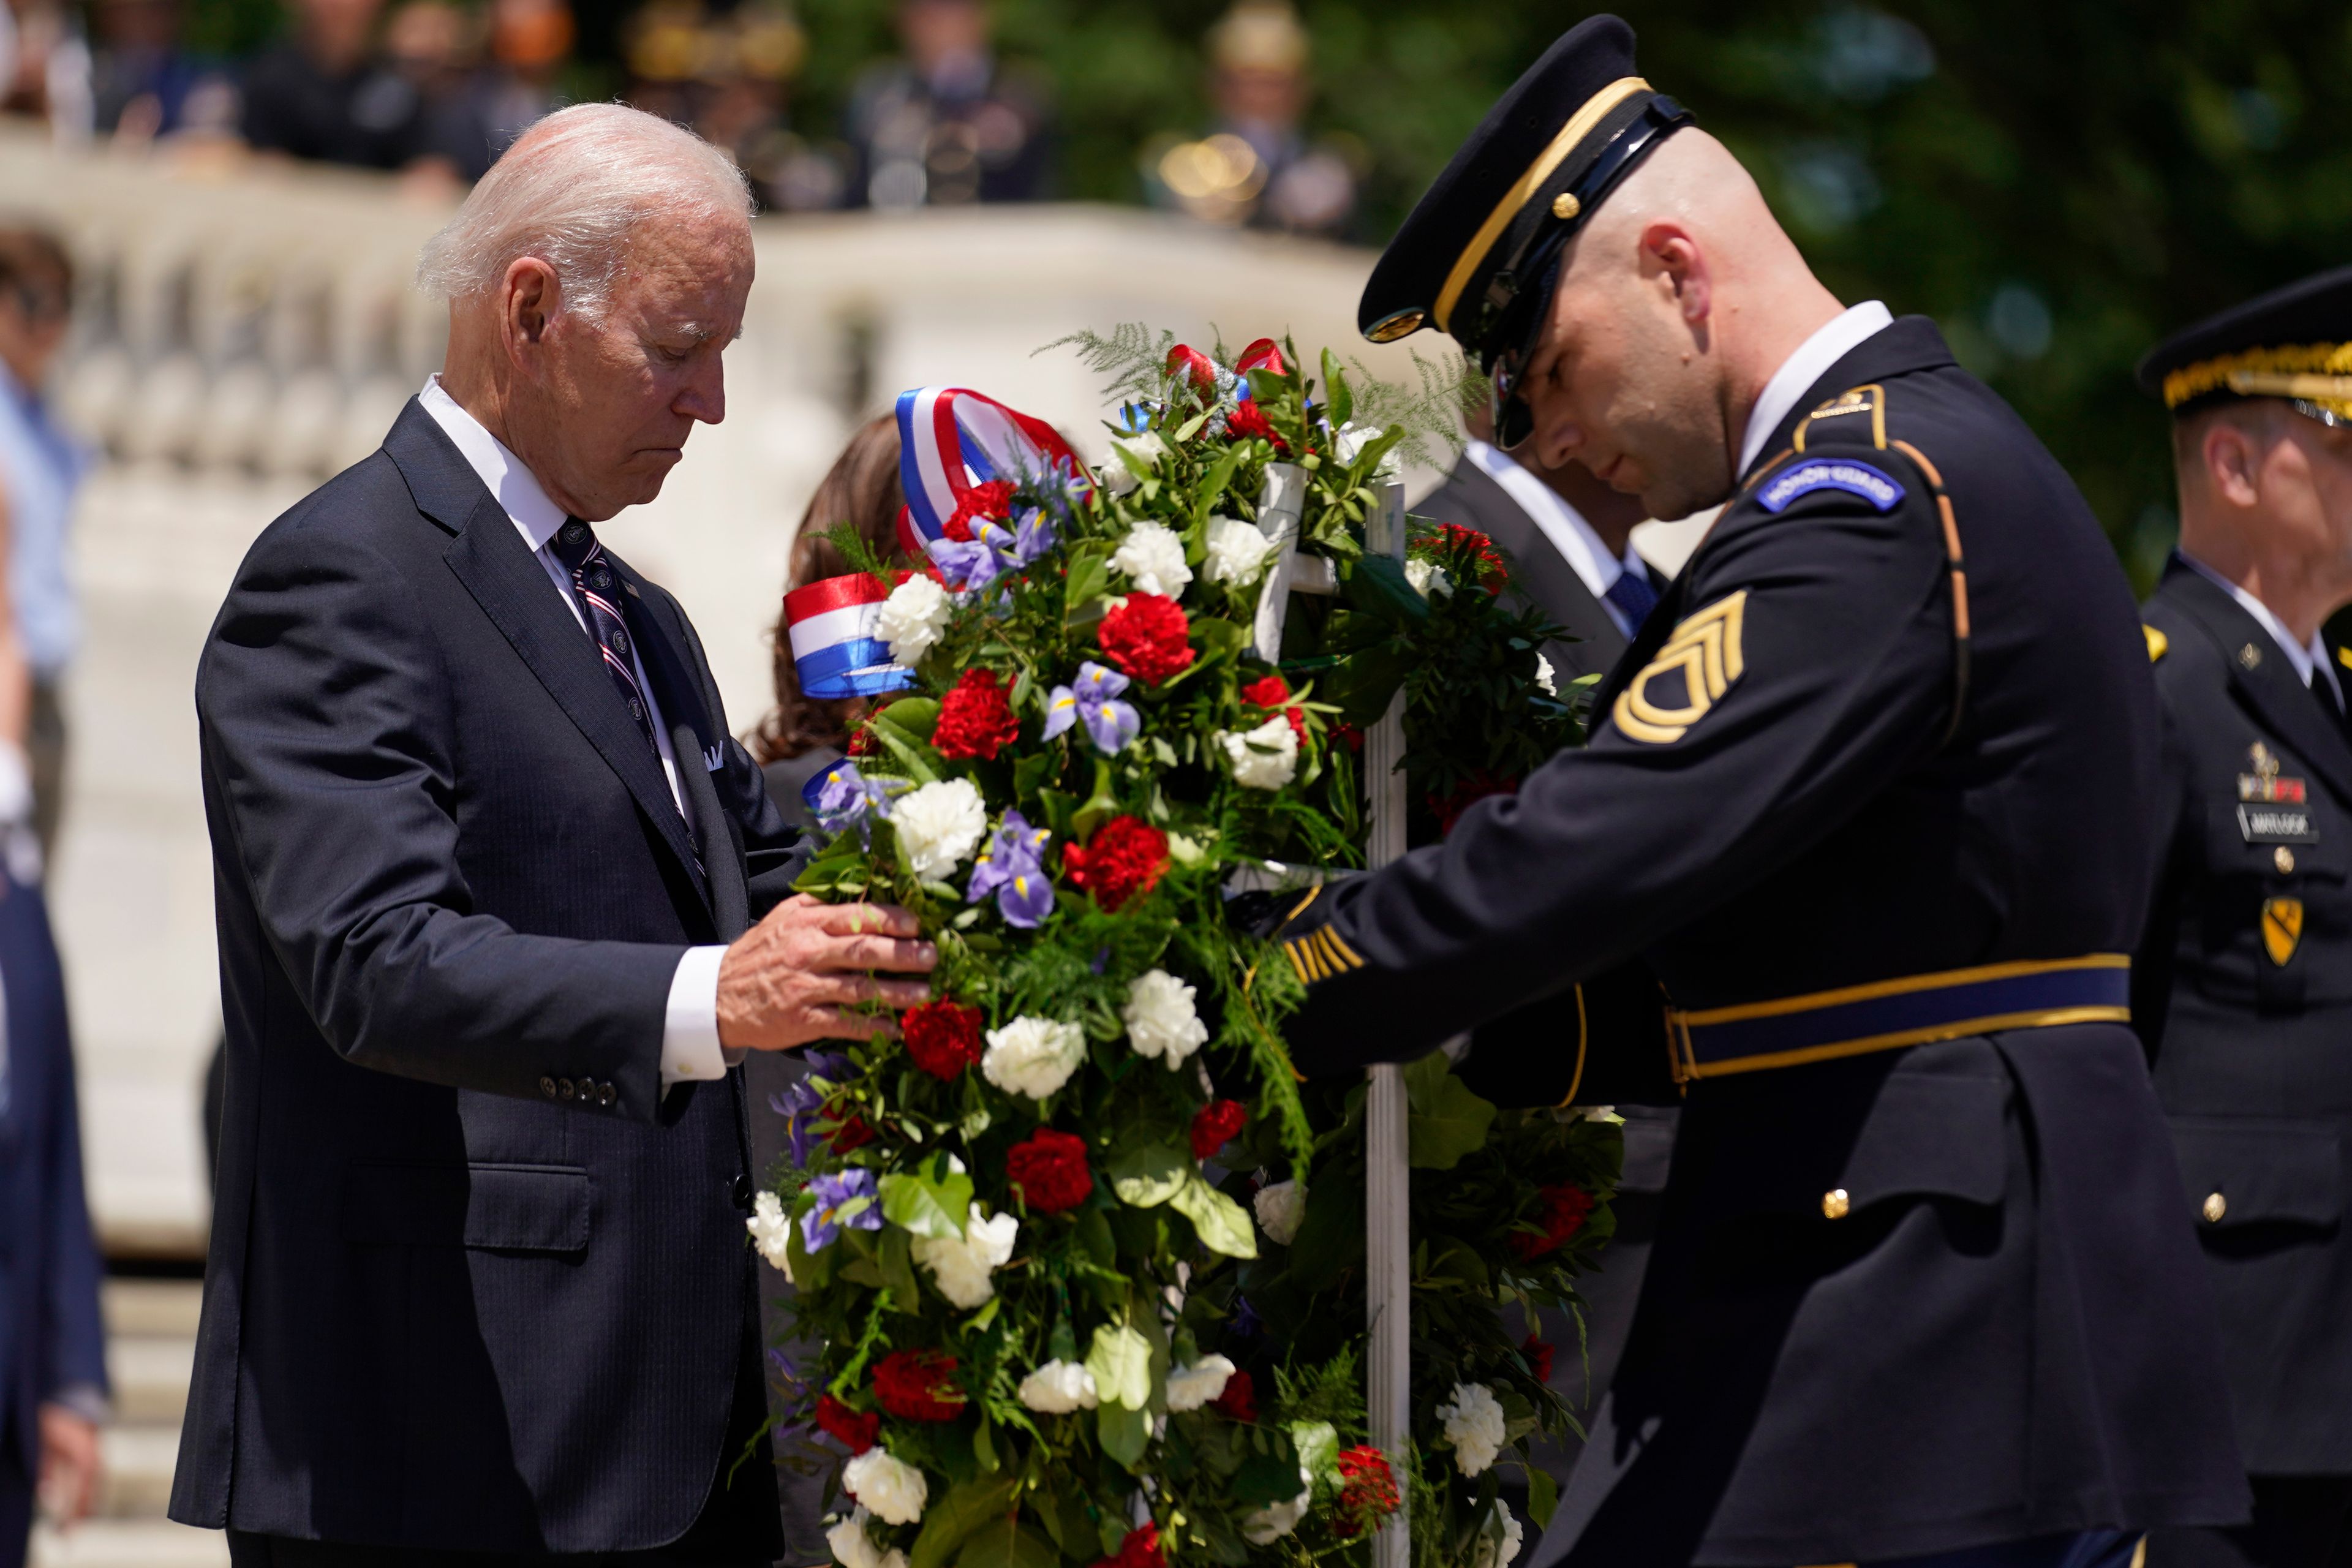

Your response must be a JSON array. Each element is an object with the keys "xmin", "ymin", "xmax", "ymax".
[
  {"xmin": 0, "ymin": 861, "xmax": 106, "ymax": 1568},
  {"xmin": 171, "ymin": 103, "xmax": 937, "ymax": 1566}
]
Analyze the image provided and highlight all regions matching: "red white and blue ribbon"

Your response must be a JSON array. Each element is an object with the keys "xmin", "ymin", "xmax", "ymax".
[
  {"xmin": 784, "ymin": 573, "xmax": 914, "ymax": 700},
  {"xmin": 894, "ymin": 386, "xmax": 1091, "ymax": 548}
]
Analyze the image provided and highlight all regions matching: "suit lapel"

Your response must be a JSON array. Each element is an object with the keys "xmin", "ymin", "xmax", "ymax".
[
  {"xmin": 1441, "ymin": 456, "xmax": 1635, "ymax": 682},
  {"xmin": 2166, "ymin": 562, "xmax": 2352, "ymax": 809},
  {"xmin": 389, "ymin": 410, "xmax": 713, "ymax": 910}
]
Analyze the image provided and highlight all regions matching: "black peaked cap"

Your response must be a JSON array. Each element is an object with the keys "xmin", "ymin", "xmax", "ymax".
[{"xmin": 2137, "ymin": 264, "xmax": 2352, "ymax": 416}]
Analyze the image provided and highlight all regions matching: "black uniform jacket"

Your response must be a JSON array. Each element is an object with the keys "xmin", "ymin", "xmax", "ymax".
[
  {"xmin": 172, "ymin": 402, "xmax": 805, "ymax": 1553},
  {"xmin": 1276, "ymin": 318, "xmax": 2247, "ymax": 1564},
  {"xmin": 2137, "ymin": 556, "xmax": 2352, "ymax": 1476},
  {"xmin": 1412, "ymin": 451, "xmax": 1665, "ymax": 684}
]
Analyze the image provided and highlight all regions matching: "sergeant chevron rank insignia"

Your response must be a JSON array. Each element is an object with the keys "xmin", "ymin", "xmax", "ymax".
[{"xmin": 1614, "ymin": 591, "xmax": 1747, "ymax": 744}]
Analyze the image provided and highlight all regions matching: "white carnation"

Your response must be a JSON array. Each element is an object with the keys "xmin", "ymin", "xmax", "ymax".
[
  {"xmin": 876, "ymin": 574, "xmax": 951, "ymax": 663},
  {"xmin": 1099, "ymin": 431, "xmax": 1168, "ymax": 496},
  {"xmin": 746, "ymin": 1190, "xmax": 794, "ymax": 1280},
  {"xmin": 1404, "ymin": 557, "xmax": 1453, "ymax": 599},
  {"xmin": 1218, "ymin": 716, "xmax": 1299, "ymax": 791},
  {"xmin": 1110, "ymin": 520, "xmax": 1194, "ymax": 599},
  {"xmin": 1242, "ymin": 1468, "xmax": 1313, "ymax": 1545},
  {"xmin": 1163, "ymin": 1354, "xmax": 1236, "ymax": 1412},
  {"xmin": 1332, "ymin": 420, "xmax": 1399, "ymax": 477},
  {"xmin": 1471, "ymin": 1504, "xmax": 1525, "ymax": 1568},
  {"xmin": 911, "ymin": 1203, "xmax": 1019, "ymax": 1309},
  {"xmin": 981, "ymin": 1015, "xmax": 1088, "ymax": 1100},
  {"xmin": 1017, "ymin": 1359, "xmax": 1101, "ymax": 1413},
  {"xmin": 1202, "ymin": 514, "xmax": 1277, "ymax": 587},
  {"xmin": 890, "ymin": 777, "xmax": 986, "ymax": 881},
  {"xmin": 827, "ymin": 1507, "xmax": 908, "ymax": 1568},
  {"xmin": 1534, "ymin": 652, "xmax": 1557, "ymax": 697},
  {"xmin": 842, "ymin": 1448, "xmax": 928, "ymax": 1526},
  {"xmin": 1437, "ymin": 1382, "xmax": 1507, "ymax": 1477},
  {"xmin": 1254, "ymin": 1179, "xmax": 1306, "ymax": 1245},
  {"xmin": 1123, "ymin": 969, "xmax": 1208, "ymax": 1069}
]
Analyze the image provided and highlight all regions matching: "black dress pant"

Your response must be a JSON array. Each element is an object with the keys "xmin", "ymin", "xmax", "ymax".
[{"xmin": 2149, "ymin": 1476, "xmax": 2352, "ymax": 1568}]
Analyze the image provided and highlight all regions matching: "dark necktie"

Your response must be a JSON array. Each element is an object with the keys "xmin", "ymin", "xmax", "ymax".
[
  {"xmin": 1604, "ymin": 567, "xmax": 1660, "ymax": 635},
  {"xmin": 546, "ymin": 517, "xmax": 698, "ymax": 878}
]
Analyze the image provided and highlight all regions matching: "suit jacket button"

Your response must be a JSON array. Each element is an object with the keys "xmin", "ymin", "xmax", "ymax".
[
  {"xmin": 2202, "ymin": 1191, "xmax": 2227, "ymax": 1224},
  {"xmin": 540, "ymin": 1076, "xmax": 557, "ymax": 1099},
  {"xmin": 731, "ymin": 1172, "xmax": 753, "ymax": 1211},
  {"xmin": 2275, "ymin": 846, "xmax": 2296, "ymax": 874},
  {"xmin": 558, "ymin": 1078, "xmax": 576, "ymax": 1100},
  {"xmin": 1821, "ymin": 1188, "xmax": 1851, "ymax": 1220},
  {"xmin": 600, "ymin": 1083, "xmax": 617, "ymax": 1106}
]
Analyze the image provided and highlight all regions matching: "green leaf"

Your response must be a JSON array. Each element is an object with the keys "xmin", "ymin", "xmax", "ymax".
[
  {"xmin": 1170, "ymin": 1174, "xmax": 1257, "ymax": 1259},
  {"xmin": 1404, "ymin": 1053, "xmax": 1498, "ymax": 1170},
  {"xmin": 1108, "ymin": 1143, "xmax": 1190, "ymax": 1208},
  {"xmin": 1172, "ymin": 410, "xmax": 1209, "ymax": 444},
  {"xmin": 1074, "ymin": 1207, "xmax": 1117, "ymax": 1269},
  {"xmin": 1322, "ymin": 349, "xmax": 1353, "ymax": 428},
  {"xmin": 955, "ymin": 1519, "xmax": 1060, "ymax": 1568},
  {"xmin": 879, "ymin": 1155, "xmax": 975, "ymax": 1239},
  {"xmin": 1096, "ymin": 1402, "xmax": 1151, "ymax": 1469},
  {"xmin": 872, "ymin": 697, "xmax": 941, "ymax": 744},
  {"xmin": 1529, "ymin": 1465, "xmax": 1559, "ymax": 1529},
  {"xmin": 1192, "ymin": 443, "xmax": 1246, "ymax": 526},
  {"xmin": 1284, "ymin": 1178, "xmax": 1361, "ymax": 1291},
  {"xmin": 1012, "ymin": 750, "xmax": 1054, "ymax": 802},
  {"xmin": 1085, "ymin": 1322, "xmax": 1153, "ymax": 1409},
  {"xmin": 1346, "ymin": 554, "xmax": 1433, "ymax": 624},
  {"xmin": 1072, "ymin": 759, "xmax": 1121, "ymax": 842},
  {"xmin": 866, "ymin": 722, "xmax": 941, "ymax": 786},
  {"xmin": 1289, "ymin": 1420, "xmax": 1339, "ymax": 1480},
  {"xmin": 878, "ymin": 1227, "xmax": 922, "ymax": 1315},
  {"xmin": 1063, "ymin": 542, "xmax": 1113, "ymax": 624},
  {"xmin": 908, "ymin": 1476, "xmax": 1020, "ymax": 1568},
  {"xmin": 1234, "ymin": 1430, "xmax": 1305, "ymax": 1507}
]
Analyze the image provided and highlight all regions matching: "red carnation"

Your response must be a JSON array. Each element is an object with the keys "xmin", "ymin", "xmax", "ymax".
[
  {"xmin": 1191, "ymin": 1098, "xmax": 1248, "ymax": 1161},
  {"xmin": 1331, "ymin": 722, "xmax": 1363, "ymax": 754},
  {"xmin": 1434, "ymin": 522, "xmax": 1509, "ymax": 593},
  {"xmin": 1006, "ymin": 1127, "xmax": 1094, "ymax": 1213},
  {"xmin": 1098, "ymin": 593, "xmax": 1195, "ymax": 685},
  {"xmin": 1430, "ymin": 769, "xmax": 1519, "ymax": 835},
  {"xmin": 1509, "ymin": 1182, "xmax": 1597, "ymax": 1261},
  {"xmin": 828, "ymin": 1112, "xmax": 876, "ymax": 1152},
  {"xmin": 1332, "ymin": 1446, "xmax": 1401, "ymax": 1537},
  {"xmin": 1240, "ymin": 674, "xmax": 1307, "ymax": 743},
  {"xmin": 1209, "ymin": 1368, "xmax": 1257, "ymax": 1423},
  {"xmin": 942, "ymin": 478, "xmax": 1017, "ymax": 541},
  {"xmin": 1093, "ymin": 1523, "xmax": 1165, "ymax": 1568},
  {"xmin": 872, "ymin": 1348, "xmax": 967, "ymax": 1422},
  {"xmin": 1521, "ymin": 1333, "xmax": 1555, "ymax": 1385},
  {"xmin": 814, "ymin": 1393, "xmax": 881, "ymax": 1455},
  {"xmin": 902, "ymin": 1000, "xmax": 984, "ymax": 1081},
  {"xmin": 932, "ymin": 668, "xmax": 1021, "ymax": 760},
  {"xmin": 1167, "ymin": 344, "xmax": 1218, "ymax": 396},
  {"xmin": 1225, "ymin": 399, "xmax": 1288, "ymax": 453},
  {"xmin": 1061, "ymin": 816, "xmax": 1169, "ymax": 912}
]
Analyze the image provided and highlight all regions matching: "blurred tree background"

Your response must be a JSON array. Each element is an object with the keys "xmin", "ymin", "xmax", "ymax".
[{"xmin": 179, "ymin": 0, "xmax": 2352, "ymax": 581}]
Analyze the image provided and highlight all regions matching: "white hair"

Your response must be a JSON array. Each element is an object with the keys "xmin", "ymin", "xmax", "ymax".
[{"xmin": 415, "ymin": 103, "xmax": 753, "ymax": 322}]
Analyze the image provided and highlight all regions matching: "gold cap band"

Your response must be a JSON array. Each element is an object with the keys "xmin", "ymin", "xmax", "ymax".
[
  {"xmin": 2162, "ymin": 341, "xmax": 2352, "ymax": 410},
  {"xmin": 1432, "ymin": 75, "xmax": 1650, "ymax": 336}
]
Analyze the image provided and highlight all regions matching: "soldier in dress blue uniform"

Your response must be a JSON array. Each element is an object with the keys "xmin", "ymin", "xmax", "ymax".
[
  {"xmin": 1265, "ymin": 17, "xmax": 2249, "ymax": 1567},
  {"xmin": 2133, "ymin": 268, "xmax": 2352, "ymax": 1568}
]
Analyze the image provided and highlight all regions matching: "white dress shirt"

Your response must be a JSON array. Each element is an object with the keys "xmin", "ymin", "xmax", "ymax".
[
  {"xmin": 1738, "ymin": 300, "xmax": 1897, "ymax": 478},
  {"xmin": 1463, "ymin": 439, "xmax": 1650, "ymax": 639},
  {"xmin": 2181, "ymin": 551, "xmax": 2347, "ymax": 710},
  {"xmin": 418, "ymin": 377, "xmax": 730, "ymax": 1088}
]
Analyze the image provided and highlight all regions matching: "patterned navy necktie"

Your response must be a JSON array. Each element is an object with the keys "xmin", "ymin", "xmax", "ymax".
[
  {"xmin": 547, "ymin": 516, "xmax": 667, "ymax": 768},
  {"xmin": 1604, "ymin": 567, "xmax": 1660, "ymax": 634}
]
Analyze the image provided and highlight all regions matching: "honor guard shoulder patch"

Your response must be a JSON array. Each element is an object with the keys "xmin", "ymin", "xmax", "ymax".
[
  {"xmin": 1612, "ymin": 590, "xmax": 1747, "ymax": 744},
  {"xmin": 1757, "ymin": 458, "xmax": 1907, "ymax": 514}
]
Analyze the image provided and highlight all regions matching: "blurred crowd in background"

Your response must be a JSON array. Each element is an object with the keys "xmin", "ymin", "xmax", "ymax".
[{"xmin": 0, "ymin": 0, "xmax": 1368, "ymax": 235}]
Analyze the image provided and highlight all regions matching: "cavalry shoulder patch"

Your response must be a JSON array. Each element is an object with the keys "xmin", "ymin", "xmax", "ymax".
[
  {"xmin": 2264, "ymin": 897, "xmax": 2304, "ymax": 967},
  {"xmin": 1757, "ymin": 458, "xmax": 1907, "ymax": 514},
  {"xmin": 2144, "ymin": 625, "xmax": 2169, "ymax": 663},
  {"xmin": 1611, "ymin": 590, "xmax": 1747, "ymax": 745}
]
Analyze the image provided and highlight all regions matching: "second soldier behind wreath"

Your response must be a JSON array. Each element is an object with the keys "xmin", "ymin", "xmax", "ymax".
[
  {"xmin": 1268, "ymin": 15, "xmax": 2248, "ymax": 1568},
  {"xmin": 2135, "ymin": 267, "xmax": 2352, "ymax": 1568}
]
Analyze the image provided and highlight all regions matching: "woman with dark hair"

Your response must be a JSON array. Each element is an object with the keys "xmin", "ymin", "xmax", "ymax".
[{"xmin": 753, "ymin": 412, "xmax": 916, "ymax": 828}]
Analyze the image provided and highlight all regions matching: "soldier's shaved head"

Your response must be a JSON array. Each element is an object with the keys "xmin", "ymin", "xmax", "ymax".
[{"xmin": 1517, "ymin": 129, "xmax": 1846, "ymax": 521}]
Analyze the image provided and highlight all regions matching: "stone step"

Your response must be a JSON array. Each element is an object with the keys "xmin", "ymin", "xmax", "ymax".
[
  {"xmin": 107, "ymin": 1335, "xmax": 193, "ymax": 1428},
  {"xmin": 28, "ymin": 1519, "xmax": 228, "ymax": 1567},
  {"xmin": 100, "ymin": 1278, "xmax": 203, "ymax": 1340},
  {"xmin": 96, "ymin": 1424, "xmax": 182, "ymax": 1520}
]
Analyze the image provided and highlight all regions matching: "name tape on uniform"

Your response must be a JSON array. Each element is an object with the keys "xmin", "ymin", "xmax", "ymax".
[{"xmin": 1757, "ymin": 458, "xmax": 1907, "ymax": 514}]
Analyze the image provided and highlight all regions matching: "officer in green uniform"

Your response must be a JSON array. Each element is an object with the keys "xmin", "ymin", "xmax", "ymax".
[
  {"xmin": 1268, "ymin": 16, "xmax": 2248, "ymax": 1567},
  {"xmin": 2135, "ymin": 267, "xmax": 2352, "ymax": 1568}
]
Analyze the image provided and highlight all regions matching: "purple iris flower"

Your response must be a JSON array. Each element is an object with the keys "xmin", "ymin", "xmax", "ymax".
[
  {"xmin": 1010, "ymin": 507, "xmax": 1058, "ymax": 564},
  {"xmin": 801, "ymin": 1168, "xmax": 881, "ymax": 1252},
  {"xmin": 966, "ymin": 810, "xmax": 1056, "ymax": 929},
  {"xmin": 1230, "ymin": 1295, "xmax": 1264, "ymax": 1340},
  {"xmin": 771, "ymin": 1079, "xmax": 826, "ymax": 1167},
  {"xmin": 1041, "ymin": 661, "xmax": 1140, "ymax": 755},
  {"xmin": 812, "ymin": 761, "xmax": 907, "ymax": 846}
]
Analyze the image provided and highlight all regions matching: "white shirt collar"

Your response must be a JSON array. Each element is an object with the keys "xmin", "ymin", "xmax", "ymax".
[
  {"xmin": 2180, "ymin": 551, "xmax": 2344, "ymax": 704},
  {"xmin": 1463, "ymin": 440, "xmax": 1647, "ymax": 636},
  {"xmin": 1738, "ymin": 300, "xmax": 1896, "ymax": 477},
  {"xmin": 418, "ymin": 375, "xmax": 569, "ymax": 551}
]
